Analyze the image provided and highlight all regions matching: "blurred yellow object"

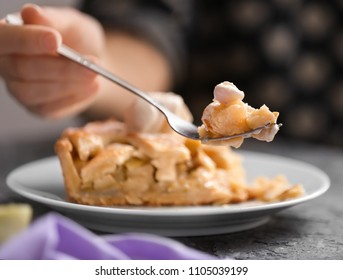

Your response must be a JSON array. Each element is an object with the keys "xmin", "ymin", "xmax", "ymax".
[{"xmin": 0, "ymin": 203, "xmax": 32, "ymax": 244}]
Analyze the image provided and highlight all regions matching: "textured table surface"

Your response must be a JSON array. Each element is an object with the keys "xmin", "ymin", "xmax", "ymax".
[{"xmin": 1, "ymin": 137, "xmax": 342, "ymax": 259}]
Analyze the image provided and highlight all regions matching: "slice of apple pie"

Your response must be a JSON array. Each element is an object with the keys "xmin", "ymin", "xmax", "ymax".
[{"xmin": 55, "ymin": 119, "xmax": 303, "ymax": 206}]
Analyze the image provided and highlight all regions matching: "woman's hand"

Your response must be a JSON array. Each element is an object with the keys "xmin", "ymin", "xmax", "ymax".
[
  {"xmin": 0, "ymin": 3, "xmax": 176, "ymax": 133},
  {"xmin": 0, "ymin": 4, "xmax": 105, "ymax": 118}
]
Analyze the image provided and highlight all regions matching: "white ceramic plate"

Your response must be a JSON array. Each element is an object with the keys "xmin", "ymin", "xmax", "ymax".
[{"xmin": 6, "ymin": 151, "xmax": 330, "ymax": 236}]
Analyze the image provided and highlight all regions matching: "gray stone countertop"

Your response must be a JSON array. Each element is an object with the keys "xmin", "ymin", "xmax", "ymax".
[{"xmin": 0, "ymin": 137, "xmax": 342, "ymax": 259}]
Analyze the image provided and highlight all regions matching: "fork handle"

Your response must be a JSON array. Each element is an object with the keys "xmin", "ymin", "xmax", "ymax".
[
  {"xmin": 5, "ymin": 14, "xmax": 165, "ymax": 115},
  {"xmin": 57, "ymin": 45, "xmax": 164, "ymax": 111}
]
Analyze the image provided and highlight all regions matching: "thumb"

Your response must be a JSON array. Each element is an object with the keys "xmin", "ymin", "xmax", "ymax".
[
  {"xmin": 20, "ymin": 4, "xmax": 103, "ymax": 54},
  {"xmin": 21, "ymin": 4, "xmax": 62, "ymax": 49},
  {"xmin": 21, "ymin": 4, "xmax": 52, "ymax": 26},
  {"xmin": 21, "ymin": 4, "xmax": 74, "ymax": 41}
]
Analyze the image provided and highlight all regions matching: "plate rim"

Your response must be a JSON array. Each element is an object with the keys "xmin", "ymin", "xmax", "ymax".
[{"xmin": 6, "ymin": 151, "xmax": 330, "ymax": 217}]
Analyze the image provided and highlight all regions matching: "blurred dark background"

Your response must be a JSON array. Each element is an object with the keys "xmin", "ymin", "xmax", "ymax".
[
  {"xmin": 1, "ymin": 0, "xmax": 342, "ymax": 148},
  {"xmin": 180, "ymin": 0, "xmax": 343, "ymax": 147}
]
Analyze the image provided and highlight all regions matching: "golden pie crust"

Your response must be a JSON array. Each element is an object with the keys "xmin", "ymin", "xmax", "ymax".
[{"xmin": 55, "ymin": 119, "xmax": 303, "ymax": 206}]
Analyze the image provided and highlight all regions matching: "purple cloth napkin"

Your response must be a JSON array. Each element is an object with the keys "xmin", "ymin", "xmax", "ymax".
[{"xmin": 0, "ymin": 212, "xmax": 216, "ymax": 260}]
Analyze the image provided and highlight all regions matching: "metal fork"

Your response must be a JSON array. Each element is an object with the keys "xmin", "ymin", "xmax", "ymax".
[{"xmin": 6, "ymin": 14, "xmax": 280, "ymax": 143}]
